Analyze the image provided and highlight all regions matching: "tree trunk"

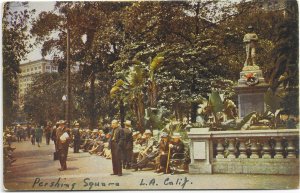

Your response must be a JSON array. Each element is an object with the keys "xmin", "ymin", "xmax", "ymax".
[
  {"xmin": 120, "ymin": 99, "xmax": 125, "ymax": 128},
  {"xmin": 89, "ymin": 72, "xmax": 97, "ymax": 129}
]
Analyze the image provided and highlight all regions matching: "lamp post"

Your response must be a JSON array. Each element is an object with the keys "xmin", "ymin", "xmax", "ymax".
[
  {"xmin": 66, "ymin": 26, "xmax": 71, "ymax": 127},
  {"xmin": 62, "ymin": 95, "xmax": 67, "ymax": 121}
]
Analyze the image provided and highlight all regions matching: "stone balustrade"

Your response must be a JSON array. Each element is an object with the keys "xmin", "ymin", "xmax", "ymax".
[{"xmin": 188, "ymin": 128, "xmax": 299, "ymax": 175}]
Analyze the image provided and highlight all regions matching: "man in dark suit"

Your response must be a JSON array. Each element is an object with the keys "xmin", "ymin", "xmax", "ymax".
[
  {"xmin": 123, "ymin": 120, "xmax": 133, "ymax": 169},
  {"xmin": 72, "ymin": 122, "xmax": 81, "ymax": 153},
  {"xmin": 56, "ymin": 120, "xmax": 70, "ymax": 171},
  {"xmin": 169, "ymin": 132, "xmax": 185, "ymax": 159},
  {"xmin": 109, "ymin": 120, "xmax": 124, "ymax": 176},
  {"xmin": 44, "ymin": 124, "xmax": 52, "ymax": 145},
  {"xmin": 51, "ymin": 124, "xmax": 58, "ymax": 152}
]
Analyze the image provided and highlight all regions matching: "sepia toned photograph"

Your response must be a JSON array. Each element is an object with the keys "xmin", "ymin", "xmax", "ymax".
[{"xmin": 2, "ymin": 0, "xmax": 299, "ymax": 191}]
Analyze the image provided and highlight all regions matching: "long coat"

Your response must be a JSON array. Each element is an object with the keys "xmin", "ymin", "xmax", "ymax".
[
  {"xmin": 35, "ymin": 127, "xmax": 43, "ymax": 142},
  {"xmin": 109, "ymin": 127, "xmax": 125, "ymax": 151},
  {"xmin": 109, "ymin": 126, "xmax": 125, "ymax": 175},
  {"xmin": 56, "ymin": 126, "xmax": 69, "ymax": 150},
  {"xmin": 123, "ymin": 127, "xmax": 133, "ymax": 150},
  {"xmin": 72, "ymin": 127, "xmax": 80, "ymax": 142}
]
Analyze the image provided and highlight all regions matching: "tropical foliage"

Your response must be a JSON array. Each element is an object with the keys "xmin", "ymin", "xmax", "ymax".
[{"xmin": 4, "ymin": 1, "xmax": 297, "ymax": 131}]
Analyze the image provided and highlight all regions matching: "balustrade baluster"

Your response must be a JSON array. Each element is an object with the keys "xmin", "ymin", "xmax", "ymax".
[
  {"xmin": 216, "ymin": 139, "xmax": 224, "ymax": 159},
  {"xmin": 227, "ymin": 138, "xmax": 236, "ymax": 159},
  {"xmin": 274, "ymin": 137, "xmax": 284, "ymax": 159},
  {"xmin": 238, "ymin": 138, "xmax": 247, "ymax": 158},
  {"xmin": 261, "ymin": 138, "xmax": 272, "ymax": 159},
  {"xmin": 250, "ymin": 140, "xmax": 259, "ymax": 159},
  {"xmin": 286, "ymin": 138, "xmax": 296, "ymax": 158}
]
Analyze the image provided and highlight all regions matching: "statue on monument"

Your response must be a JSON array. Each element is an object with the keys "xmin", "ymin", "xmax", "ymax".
[{"xmin": 243, "ymin": 26, "xmax": 258, "ymax": 68}]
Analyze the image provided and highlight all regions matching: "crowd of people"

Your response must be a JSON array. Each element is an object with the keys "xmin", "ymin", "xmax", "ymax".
[{"xmin": 4, "ymin": 119, "xmax": 189, "ymax": 176}]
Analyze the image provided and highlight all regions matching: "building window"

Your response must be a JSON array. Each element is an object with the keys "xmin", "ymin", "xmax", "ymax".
[
  {"xmin": 38, "ymin": 66, "xmax": 41, "ymax": 69},
  {"xmin": 31, "ymin": 68, "xmax": 33, "ymax": 71},
  {"xmin": 46, "ymin": 66, "xmax": 50, "ymax": 70},
  {"xmin": 27, "ymin": 69, "xmax": 29, "ymax": 72},
  {"xmin": 35, "ymin": 67, "xmax": 37, "ymax": 70}
]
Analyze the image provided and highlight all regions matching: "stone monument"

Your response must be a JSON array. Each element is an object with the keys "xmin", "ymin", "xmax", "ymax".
[{"xmin": 234, "ymin": 26, "xmax": 269, "ymax": 118}]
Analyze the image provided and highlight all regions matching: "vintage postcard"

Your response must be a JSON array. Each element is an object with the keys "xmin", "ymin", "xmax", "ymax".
[{"xmin": 2, "ymin": 0, "xmax": 299, "ymax": 191}]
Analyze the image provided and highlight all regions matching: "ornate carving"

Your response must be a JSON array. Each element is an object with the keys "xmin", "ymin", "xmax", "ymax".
[{"xmin": 243, "ymin": 25, "xmax": 258, "ymax": 67}]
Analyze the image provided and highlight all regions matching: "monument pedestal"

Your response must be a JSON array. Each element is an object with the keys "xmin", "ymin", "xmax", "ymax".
[{"xmin": 234, "ymin": 65, "xmax": 269, "ymax": 118}]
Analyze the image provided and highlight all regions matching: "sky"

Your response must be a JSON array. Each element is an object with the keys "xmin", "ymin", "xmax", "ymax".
[
  {"xmin": 14, "ymin": 0, "xmax": 241, "ymax": 64},
  {"xmin": 16, "ymin": 1, "xmax": 56, "ymax": 64}
]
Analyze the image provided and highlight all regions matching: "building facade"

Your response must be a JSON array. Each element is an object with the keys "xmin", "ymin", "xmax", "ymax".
[
  {"xmin": 18, "ymin": 58, "xmax": 58, "ymax": 108},
  {"xmin": 258, "ymin": 0, "xmax": 297, "ymax": 18}
]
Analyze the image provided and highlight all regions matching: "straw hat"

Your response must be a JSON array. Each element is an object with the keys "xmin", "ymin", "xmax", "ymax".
[
  {"xmin": 172, "ymin": 132, "xmax": 181, "ymax": 138},
  {"xmin": 58, "ymin": 120, "xmax": 66, "ymax": 124},
  {"xmin": 124, "ymin": 120, "xmax": 132, "ymax": 127},
  {"xmin": 74, "ymin": 122, "xmax": 80, "ymax": 126},
  {"xmin": 92, "ymin": 129, "xmax": 98, "ymax": 133},
  {"xmin": 17, "ymin": 124, "xmax": 21, "ymax": 127},
  {"xmin": 141, "ymin": 135, "xmax": 147, "ymax": 139},
  {"xmin": 132, "ymin": 131, "xmax": 140, "ymax": 136},
  {"xmin": 161, "ymin": 132, "xmax": 168, "ymax": 138},
  {"xmin": 144, "ymin": 129, "xmax": 152, "ymax": 135}
]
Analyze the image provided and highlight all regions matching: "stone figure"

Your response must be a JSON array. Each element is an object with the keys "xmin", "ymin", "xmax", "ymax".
[{"xmin": 243, "ymin": 26, "xmax": 258, "ymax": 67}]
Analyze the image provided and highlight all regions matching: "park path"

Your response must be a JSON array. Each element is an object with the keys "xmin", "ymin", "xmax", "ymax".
[{"xmin": 3, "ymin": 139, "xmax": 299, "ymax": 190}]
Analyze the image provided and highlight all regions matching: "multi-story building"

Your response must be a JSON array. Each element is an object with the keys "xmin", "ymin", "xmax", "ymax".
[
  {"xmin": 258, "ymin": 0, "xmax": 298, "ymax": 18},
  {"xmin": 18, "ymin": 58, "xmax": 58, "ymax": 108}
]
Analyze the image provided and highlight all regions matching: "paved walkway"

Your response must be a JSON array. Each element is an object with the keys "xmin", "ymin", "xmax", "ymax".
[{"xmin": 3, "ymin": 139, "xmax": 299, "ymax": 190}]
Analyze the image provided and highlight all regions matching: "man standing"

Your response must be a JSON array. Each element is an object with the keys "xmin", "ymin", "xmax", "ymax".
[
  {"xmin": 51, "ymin": 123, "xmax": 58, "ymax": 152},
  {"xmin": 26, "ymin": 124, "xmax": 31, "ymax": 140},
  {"xmin": 30, "ymin": 126, "xmax": 36, "ymax": 145},
  {"xmin": 16, "ymin": 124, "xmax": 22, "ymax": 142},
  {"xmin": 72, "ymin": 122, "xmax": 81, "ymax": 153},
  {"xmin": 56, "ymin": 120, "xmax": 70, "ymax": 171},
  {"xmin": 109, "ymin": 120, "xmax": 124, "ymax": 176},
  {"xmin": 35, "ymin": 125, "xmax": 43, "ymax": 147},
  {"xmin": 44, "ymin": 123, "xmax": 52, "ymax": 145},
  {"xmin": 123, "ymin": 120, "xmax": 133, "ymax": 169}
]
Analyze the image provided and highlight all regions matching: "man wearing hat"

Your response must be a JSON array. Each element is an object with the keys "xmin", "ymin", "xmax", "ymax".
[
  {"xmin": 131, "ymin": 131, "xmax": 142, "ymax": 166},
  {"xmin": 16, "ymin": 124, "xmax": 22, "ymax": 142},
  {"xmin": 44, "ymin": 123, "xmax": 52, "ymax": 145},
  {"xmin": 51, "ymin": 123, "xmax": 58, "ymax": 151},
  {"xmin": 30, "ymin": 125, "xmax": 36, "ymax": 145},
  {"xmin": 56, "ymin": 120, "xmax": 70, "ymax": 171},
  {"xmin": 72, "ymin": 122, "xmax": 81, "ymax": 153},
  {"xmin": 156, "ymin": 132, "xmax": 170, "ymax": 173},
  {"xmin": 109, "ymin": 120, "xmax": 125, "ymax": 176},
  {"xmin": 123, "ymin": 120, "xmax": 133, "ymax": 169},
  {"xmin": 169, "ymin": 132, "xmax": 185, "ymax": 159},
  {"xmin": 243, "ymin": 25, "xmax": 258, "ymax": 67},
  {"xmin": 35, "ymin": 124, "xmax": 43, "ymax": 147},
  {"xmin": 137, "ymin": 130, "xmax": 155, "ymax": 164}
]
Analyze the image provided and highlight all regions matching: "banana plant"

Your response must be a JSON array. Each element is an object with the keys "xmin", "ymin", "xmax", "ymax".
[
  {"xmin": 110, "ymin": 53, "xmax": 164, "ymax": 131},
  {"xmin": 148, "ymin": 53, "xmax": 164, "ymax": 107}
]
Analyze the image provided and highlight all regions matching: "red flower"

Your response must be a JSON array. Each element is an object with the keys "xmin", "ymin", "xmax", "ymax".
[{"xmin": 244, "ymin": 73, "xmax": 254, "ymax": 79}]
